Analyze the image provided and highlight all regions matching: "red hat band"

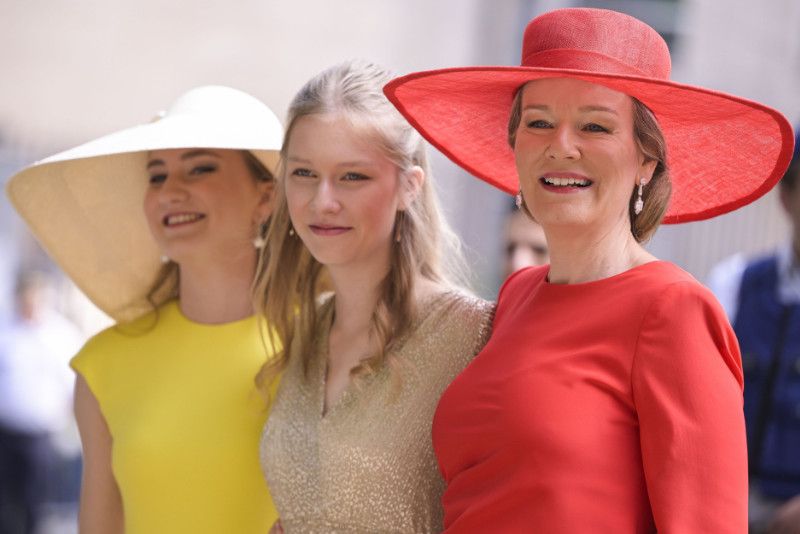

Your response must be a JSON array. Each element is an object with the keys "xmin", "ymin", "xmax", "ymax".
[{"xmin": 522, "ymin": 49, "xmax": 662, "ymax": 79}]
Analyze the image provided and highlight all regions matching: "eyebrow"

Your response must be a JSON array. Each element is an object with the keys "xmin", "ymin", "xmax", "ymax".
[
  {"xmin": 521, "ymin": 104, "xmax": 619, "ymax": 115},
  {"xmin": 580, "ymin": 105, "xmax": 618, "ymax": 115},
  {"xmin": 146, "ymin": 149, "xmax": 222, "ymax": 169},
  {"xmin": 287, "ymin": 156, "xmax": 375, "ymax": 168},
  {"xmin": 181, "ymin": 149, "xmax": 222, "ymax": 160}
]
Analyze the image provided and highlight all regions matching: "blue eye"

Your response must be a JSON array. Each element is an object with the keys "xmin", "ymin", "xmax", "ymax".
[
  {"xmin": 190, "ymin": 164, "xmax": 217, "ymax": 175},
  {"xmin": 342, "ymin": 172, "xmax": 369, "ymax": 181},
  {"xmin": 291, "ymin": 168, "xmax": 315, "ymax": 178},
  {"xmin": 526, "ymin": 119, "xmax": 551, "ymax": 129},
  {"xmin": 584, "ymin": 123, "xmax": 609, "ymax": 133},
  {"xmin": 148, "ymin": 174, "xmax": 167, "ymax": 185}
]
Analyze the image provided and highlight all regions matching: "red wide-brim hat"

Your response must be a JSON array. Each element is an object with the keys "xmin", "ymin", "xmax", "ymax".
[{"xmin": 384, "ymin": 7, "xmax": 794, "ymax": 223}]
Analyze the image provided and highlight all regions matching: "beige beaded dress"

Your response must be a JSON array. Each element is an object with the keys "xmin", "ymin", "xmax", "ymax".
[{"xmin": 259, "ymin": 291, "xmax": 493, "ymax": 533}]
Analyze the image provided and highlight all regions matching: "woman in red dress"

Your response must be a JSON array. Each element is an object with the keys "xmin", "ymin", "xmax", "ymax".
[{"xmin": 385, "ymin": 8, "xmax": 795, "ymax": 533}]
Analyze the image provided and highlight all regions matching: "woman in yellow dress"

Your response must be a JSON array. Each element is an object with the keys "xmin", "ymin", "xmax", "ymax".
[
  {"xmin": 255, "ymin": 60, "xmax": 494, "ymax": 533},
  {"xmin": 6, "ymin": 86, "xmax": 283, "ymax": 533}
]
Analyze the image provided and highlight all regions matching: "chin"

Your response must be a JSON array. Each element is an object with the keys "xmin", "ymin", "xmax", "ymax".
[
  {"xmin": 303, "ymin": 246, "xmax": 352, "ymax": 268},
  {"xmin": 311, "ymin": 255, "xmax": 355, "ymax": 269},
  {"xmin": 532, "ymin": 207, "xmax": 592, "ymax": 228}
]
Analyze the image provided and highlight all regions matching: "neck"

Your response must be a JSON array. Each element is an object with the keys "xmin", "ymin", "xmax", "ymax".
[
  {"xmin": 177, "ymin": 248, "xmax": 258, "ymax": 324},
  {"xmin": 327, "ymin": 258, "xmax": 389, "ymax": 337},
  {"xmin": 544, "ymin": 217, "xmax": 654, "ymax": 284},
  {"xmin": 792, "ymin": 231, "xmax": 800, "ymax": 265}
]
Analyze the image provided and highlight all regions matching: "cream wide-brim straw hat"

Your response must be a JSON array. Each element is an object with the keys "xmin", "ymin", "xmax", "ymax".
[
  {"xmin": 6, "ymin": 85, "xmax": 283, "ymax": 323},
  {"xmin": 384, "ymin": 8, "xmax": 794, "ymax": 223}
]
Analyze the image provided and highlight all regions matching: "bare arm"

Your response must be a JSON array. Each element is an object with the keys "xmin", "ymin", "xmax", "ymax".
[{"xmin": 74, "ymin": 374, "xmax": 124, "ymax": 534}]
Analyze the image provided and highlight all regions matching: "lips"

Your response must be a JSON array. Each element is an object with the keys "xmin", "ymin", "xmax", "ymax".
[
  {"xmin": 309, "ymin": 224, "xmax": 351, "ymax": 236},
  {"xmin": 162, "ymin": 212, "xmax": 205, "ymax": 227},
  {"xmin": 540, "ymin": 173, "xmax": 593, "ymax": 188},
  {"xmin": 539, "ymin": 173, "xmax": 593, "ymax": 191}
]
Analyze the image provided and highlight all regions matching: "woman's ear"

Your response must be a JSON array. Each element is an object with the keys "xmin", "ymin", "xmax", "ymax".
[
  {"xmin": 398, "ymin": 165, "xmax": 425, "ymax": 211},
  {"xmin": 639, "ymin": 158, "xmax": 657, "ymax": 185},
  {"xmin": 253, "ymin": 180, "xmax": 276, "ymax": 224}
]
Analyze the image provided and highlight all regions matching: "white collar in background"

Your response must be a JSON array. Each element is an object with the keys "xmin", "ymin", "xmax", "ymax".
[{"xmin": 777, "ymin": 241, "xmax": 800, "ymax": 305}]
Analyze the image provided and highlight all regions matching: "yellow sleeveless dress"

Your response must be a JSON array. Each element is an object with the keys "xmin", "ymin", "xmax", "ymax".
[{"xmin": 71, "ymin": 300, "xmax": 278, "ymax": 534}]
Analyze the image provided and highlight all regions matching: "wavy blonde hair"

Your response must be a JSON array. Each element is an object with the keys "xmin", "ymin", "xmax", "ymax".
[{"xmin": 254, "ymin": 60, "xmax": 467, "ymax": 391}]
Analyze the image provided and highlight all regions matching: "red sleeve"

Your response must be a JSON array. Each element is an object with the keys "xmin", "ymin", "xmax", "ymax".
[{"xmin": 632, "ymin": 281, "xmax": 747, "ymax": 533}]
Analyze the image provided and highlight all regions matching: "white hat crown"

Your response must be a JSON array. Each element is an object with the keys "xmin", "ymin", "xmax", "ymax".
[{"xmin": 162, "ymin": 85, "xmax": 281, "ymax": 132}]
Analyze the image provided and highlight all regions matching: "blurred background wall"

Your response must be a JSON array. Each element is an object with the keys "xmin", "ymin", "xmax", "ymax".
[{"xmin": 2, "ymin": 0, "xmax": 799, "ymax": 306}]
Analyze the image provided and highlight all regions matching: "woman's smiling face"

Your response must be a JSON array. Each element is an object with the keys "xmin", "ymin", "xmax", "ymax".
[
  {"xmin": 513, "ymin": 78, "xmax": 655, "ymax": 235},
  {"xmin": 143, "ymin": 148, "xmax": 272, "ymax": 264},
  {"xmin": 284, "ymin": 113, "xmax": 403, "ymax": 271}
]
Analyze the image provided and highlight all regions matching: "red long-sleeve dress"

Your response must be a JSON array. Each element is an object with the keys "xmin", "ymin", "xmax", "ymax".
[{"xmin": 433, "ymin": 261, "xmax": 747, "ymax": 533}]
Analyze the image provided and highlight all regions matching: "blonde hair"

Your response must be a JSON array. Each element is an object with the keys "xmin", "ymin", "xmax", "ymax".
[
  {"xmin": 254, "ymin": 60, "xmax": 467, "ymax": 390},
  {"xmin": 507, "ymin": 83, "xmax": 671, "ymax": 243}
]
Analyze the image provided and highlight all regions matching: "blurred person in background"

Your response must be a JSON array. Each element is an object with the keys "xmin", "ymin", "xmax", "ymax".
[
  {"xmin": 502, "ymin": 202, "xmax": 549, "ymax": 278},
  {"xmin": 707, "ymin": 130, "xmax": 800, "ymax": 534},
  {"xmin": 6, "ymin": 86, "xmax": 283, "ymax": 534},
  {"xmin": 0, "ymin": 270, "xmax": 83, "ymax": 534}
]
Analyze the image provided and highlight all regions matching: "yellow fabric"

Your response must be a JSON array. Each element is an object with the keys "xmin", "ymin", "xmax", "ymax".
[{"xmin": 71, "ymin": 300, "xmax": 278, "ymax": 534}]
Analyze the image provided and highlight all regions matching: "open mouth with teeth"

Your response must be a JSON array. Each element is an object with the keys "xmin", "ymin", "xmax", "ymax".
[
  {"xmin": 540, "ymin": 176, "xmax": 593, "ymax": 188},
  {"xmin": 163, "ymin": 213, "xmax": 206, "ymax": 227}
]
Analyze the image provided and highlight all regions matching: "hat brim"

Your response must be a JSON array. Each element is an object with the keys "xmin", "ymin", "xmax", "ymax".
[
  {"xmin": 385, "ymin": 66, "xmax": 795, "ymax": 223},
  {"xmin": 6, "ymin": 115, "xmax": 282, "ymax": 323}
]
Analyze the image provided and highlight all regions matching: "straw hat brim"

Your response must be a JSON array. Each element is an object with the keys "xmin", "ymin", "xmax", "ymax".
[
  {"xmin": 384, "ymin": 66, "xmax": 795, "ymax": 223},
  {"xmin": 6, "ymin": 114, "xmax": 282, "ymax": 323}
]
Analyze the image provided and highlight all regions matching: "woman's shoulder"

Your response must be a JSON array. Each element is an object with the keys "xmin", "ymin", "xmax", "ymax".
[
  {"xmin": 635, "ymin": 261, "xmax": 718, "ymax": 302},
  {"xmin": 71, "ymin": 303, "xmax": 169, "ymax": 372},
  {"xmin": 415, "ymin": 289, "xmax": 494, "ymax": 348},
  {"xmin": 632, "ymin": 262, "xmax": 731, "ymax": 341},
  {"xmin": 496, "ymin": 265, "xmax": 549, "ymax": 302},
  {"xmin": 397, "ymin": 289, "xmax": 493, "ymax": 370},
  {"xmin": 426, "ymin": 288, "xmax": 493, "ymax": 324}
]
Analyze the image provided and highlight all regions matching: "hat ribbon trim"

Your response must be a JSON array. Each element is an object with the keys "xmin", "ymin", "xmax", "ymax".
[{"xmin": 521, "ymin": 48, "xmax": 665, "ymax": 79}]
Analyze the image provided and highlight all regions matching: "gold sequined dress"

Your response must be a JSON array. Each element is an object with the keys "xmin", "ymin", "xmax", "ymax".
[{"xmin": 259, "ymin": 291, "xmax": 493, "ymax": 533}]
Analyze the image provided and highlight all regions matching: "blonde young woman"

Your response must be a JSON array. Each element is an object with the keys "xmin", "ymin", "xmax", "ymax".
[
  {"xmin": 6, "ymin": 86, "xmax": 283, "ymax": 534},
  {"xmin": 255, "ymin": 60, "xmax": 494, "ymax": 533}
]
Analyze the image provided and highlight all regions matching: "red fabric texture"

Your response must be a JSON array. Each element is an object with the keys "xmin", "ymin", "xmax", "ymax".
[
  {"xmin": 384, "ymin": 8, "xmax": 794, "ymax": 223},
  {"xmin": 433, "ymin": 262, "xmax": 747, "ymax": 533}
]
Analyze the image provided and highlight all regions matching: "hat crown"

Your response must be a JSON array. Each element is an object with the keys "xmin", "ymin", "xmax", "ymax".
[
  {"xmin": 521, "ymin": 8, "xmax": 671, "ymax": 79},
  {"xmin": 164, "ymin": 85, "xmax": 279, "ymax": 126}
]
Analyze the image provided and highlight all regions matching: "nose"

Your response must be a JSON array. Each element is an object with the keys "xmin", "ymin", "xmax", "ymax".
[
  {"xmin": 312, "ymin": 178, "xmax": 341, "ymax": 214},
  {"xmin": 545, "ymin": 125, "xmax": 580, "ymax": 160},
  {"xmin": 157, "ymin": 175, "xmax": 189, "ymax": 205}
]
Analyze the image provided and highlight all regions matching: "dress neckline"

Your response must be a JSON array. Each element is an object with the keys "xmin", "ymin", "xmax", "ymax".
[
  {"xmin": 167, "ymin": 299, "xmax": 257, "ymax": 328},
  {"xmin": 537, "ymin": 260, "xmax": 673, "ymax": 293},
  {"xmin": 316, "ymin": 289, "xmax": 464, "ymax": 419}
]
